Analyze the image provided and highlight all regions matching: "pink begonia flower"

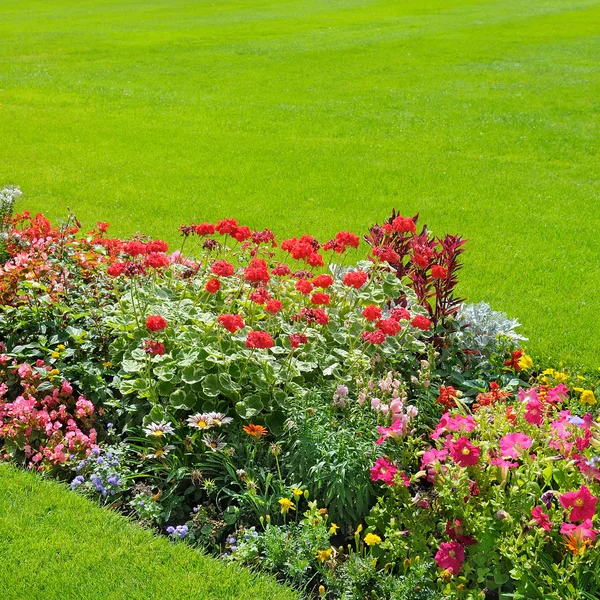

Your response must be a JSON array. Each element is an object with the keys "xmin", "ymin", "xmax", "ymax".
[
  {"xmin": 449, "ymin": 437, "xmax": 480, "ymax": 467},
  {"xmin": 560, "ymin": 485, "xmax": 598, "ymax": 522},
  {"xmin": 531, "ymin": 506, "xmax": 553, "ymax": 531},
  {"xmin": 17, "ymin": 363, "xmax": 32, "ymax": 379},
  {"xmin": 499, "ymin": 432, "xmax": 532, "ymax": 459},
  {"xmin": 435, "ymin": 541, "xmax": 465, "ymax": 574},
  {"xmin": 547, "ymin": 384, "xmax": 569, "ymax": 404},
  {"xmin": 525, "ymin": 399, "xmax": 544, "ymax": 426},
  {"xmin": 370, "ymin": 457, "xmax": 398, "ymax": 486}
]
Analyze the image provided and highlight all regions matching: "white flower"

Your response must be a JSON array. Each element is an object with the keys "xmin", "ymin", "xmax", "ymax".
[
  {"xmin": 143, "ymin": 422, "xmax": 174, "ymax": 438},
  {"xmin": 207, "ymin": 412, "xmax": 233, "ymax": 426},
  {"xmin": 187, "ymin": 413, "xmax": 213, "ymax": 429},
  {"xmin": 148, "ymin": 445, "xmax": 174, "ymax": 459},
  {"xmin": 203, "ymin": 435, "xmax": 226, "ymax": 452}
]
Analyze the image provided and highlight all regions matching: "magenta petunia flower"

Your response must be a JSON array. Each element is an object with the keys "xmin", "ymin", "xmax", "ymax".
[
  {"xmin": 449, "ymin": 437, "xmax": 480, "ymax": 467},
  {"xmin": 499, "ymin": 432, "xmax": 532, "ymax": 459},
  {"xmin": 560, "ymin": 485, "xmax": 598, "ymax": 522},
  {"xmin": 434, "ymin": 541, "xmax": 465, "ymax": 574},
  {"xmin": 531, "ymin": 506, "xmax": 554, "ymax": 531},
  {"xmin": 525, "ymin": 399, "xmax": 544, "ymax": 426},
  {"xmin": 370, "ymin": 457, "xmax": 398, "ymax": 486}
]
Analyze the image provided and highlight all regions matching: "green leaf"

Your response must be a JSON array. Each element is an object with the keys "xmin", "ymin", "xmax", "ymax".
[
  {"xmin": 202, "ymin": 374, "xmax": 220, "ymax": 397},
  {"xmin": 181, "ymin": 365, "xmax": 204, "ymax": 385}
]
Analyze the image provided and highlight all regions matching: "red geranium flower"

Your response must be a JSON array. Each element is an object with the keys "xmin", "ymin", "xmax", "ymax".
[
  {"xmin": 205, "ymin": 278, "xmax": 220, "ymax": 294},
  {"xmin": 392, "ymin": 216, "xmax": 416, "ymax": 233},
  {"xmin": 312, "ymin": 274, "xmax": 334, "ymax": 288},
  {"xmin": 377, "ymin": 318, "xmax": 401, "ymax": 336},
  {"xmin": 146, "ymin": 240, "xmax": 169, "ymax": 253},
  {"xmin": 215, "ymin": 218, "xmax": 239, "ymax": 235},
  {"xmin": 107, "ymin": 262, "xmax": 126, "ymax": 277},
  {"xmin": 195, "ymin": 223, "xmax": 215, "ymax": 236},
  {"xmin": 372, "ymin": 245, "xmax": 400, "ymax": 263},
  {"xmin": 295, "ymin": 279, "xmax": 314, "ymax": 295},
  {"xmin": 218, "ymin": 314, "xmax": 245, "ymax": 333},
  {"xmin": 411, "ymin": 315, "xmax": 432, "ymax": 330},
  {"xmin": 560, "ymin": 485, "xmax": 598, "ymax": 522},
  {"xmin": 233, "ymin": 226, "xmax": 251, "ymax": 242},
  {"xmin": 431, "ymin": 265, "xmax": 448, "ymax": 279},
  {"xmin": 362, "ymin": 305, "xmax": 382, "ymax": 322},
  {"xmin": 390, "ymin": 307, "xmax": 410, "ymax": 321},
  {"xmin": 145, "ymin": 253, "xmax": 170, "ymax": 269},
  {"xmin": 307, "ymin": 252, "xmax": 324, "ymax": 267},
  {"xmin": 361, "ymin": 330, "xmax": 386, "ymax": 345},
  {"xmin": 146, "ymin": 315, "xmax": 167, "ymax": 332},
  {"xmin": 211, "ymin": 260, "xmax": 235, "ymax": 277},
  {"xmin": 272, "ymin": 263, "xmax": 291, "ymax": 277},
  {"xmin": 143, "ymin": 340, "xmax": 166, "ymax": 356},
  {"xmin": 289, "ymin": 333, "xmax": 308, "ymax": 348},
  {"xmin": 123, "ymin": 240, "xmax": 146, "ymax": 257},
  {"xmin": 412, "ymin": 253, "xmax": 429, "ymax": 269},
  {"xmin": 311, "ymin": 292, "xmax": 330, "ymax": 305},
  {"xmin": 435, "ymin": 542, "xmax": 464, "ymax": 574},
  {"xmin": 249, "ymin": 287, "xmax": 271, "ymax": 304},
  {"xmin": 244, "ymin": 258, "xmax": 270, "ymax": 284},
  {"xmin": 335, "ymin": 231, "xmax": 360, "ymax": 249},
  {"xmin": 265, "ymin": 299, "xmax": 283, "ymax": 314},
  {"xmin": 343, "ymin": 270, "xmax": 368, "ymax": 289},
  {"xmin": 449, "ymin": 437, "xmax": 480, "ymax": 467},
  {"xmin": 246, "ymin": 331, "xmax": 274, "ymax": 349}
]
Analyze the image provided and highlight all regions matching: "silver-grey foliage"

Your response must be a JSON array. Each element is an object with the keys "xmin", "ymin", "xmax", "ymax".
[{"xmin": 455, "ymin": 301, "xmax": 526, "ymax": 357}]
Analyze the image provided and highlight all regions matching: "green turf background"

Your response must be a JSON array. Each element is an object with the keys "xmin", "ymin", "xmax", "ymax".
[
  {"xmin": 0, "ymin": 0, "xmax": 599, "ymax": 366},
  {"xmin": 0, "ymin": 464, "xmax": 297, "ymax": 599}
]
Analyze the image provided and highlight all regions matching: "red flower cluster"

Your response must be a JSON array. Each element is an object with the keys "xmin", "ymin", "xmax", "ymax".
[
  {"xmin": 311, "ymin": 292, "xmax": 330, "ymax": 305},
  {"xmin": 312, "ymin": 274, "xmax": 333, "ymax": 288},
  {"xmin": 343, "ymin": 270, "xmax": 368, "ymax": 289},
  {"xmin": 146, "ymin": 315, "xmax": 167, "ymax": 332},
  {"xmin": 295, "ymin": 279, "xmax": 314, "ymax": 295},
  {"xmin": 245, "ymin": 258, "xmax": 270, "ymax": 284},
  {"xmin": 289, "ymin": 333, "xmax": 308, "ymax": 348},
  {"xmin": 205, "ymin": 278, "xmax": 220, "ymax": 293},
  {"xmin": 143, "ymin": 340, "xmax": 166, "ymax": 356},
  {"xmin": 246, "ymin": 330, "xmax": 274, "ymax": 349},
  {"xmin": 411, "ymin": 315, "xmax": 432, "ymax": 331},
  {"xmin": 218, "ymin": 314, "xmax": 245, "ymax": 333},
  {"xmin": 362, "ymin": 304, "xmax": 382, "ymax": 322},
  {"xmin": 211, "ymin": 260, "xmax": 235, "ymax": 277},
  {"xmin": 362, "ymin": 330, "xmax": 386, "ymax": 345}
]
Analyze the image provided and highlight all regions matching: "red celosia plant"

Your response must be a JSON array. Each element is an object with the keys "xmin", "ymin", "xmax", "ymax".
[{"xmin": 364, "ymin": 210, "xmax": 467, "ymax": 337}]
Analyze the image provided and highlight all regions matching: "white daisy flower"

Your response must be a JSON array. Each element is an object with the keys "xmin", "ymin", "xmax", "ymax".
[
  {"xmin": 207, "ymin": 412, "xmax": 233, "ymax": 426},
  {"xmin": 148, "ymin": 444, "xmax": 174, "ymax": 459},
  {"xmin": 143, "ymin": 422, "xmax": 174, "ymax": 438},
  {"xmin": 202, "ymin": 435, "xmax": 226, "ymax": 452},
  {"xmin": 187, "ymin": 413, "xmax": 213, "ymax": 430}
]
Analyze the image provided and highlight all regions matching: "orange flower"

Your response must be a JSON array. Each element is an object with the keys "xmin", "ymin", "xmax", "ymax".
[{"xmin": 243, "ymin": 424, "xmax": 268, "ymax": 438}]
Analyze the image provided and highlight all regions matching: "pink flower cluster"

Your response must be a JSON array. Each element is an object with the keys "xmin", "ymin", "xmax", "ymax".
[{"xmin": 0, "ymin": 362, "xmax": 98, "ymax": 469}]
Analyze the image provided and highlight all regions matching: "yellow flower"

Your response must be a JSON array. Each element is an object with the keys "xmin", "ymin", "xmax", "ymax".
[
  {"xmin": 278, "ymin": 498, "xmax": 295, "ymax": 514},
  {"xmin": 51, "ymin": 352, "xmax": 59, "ymax": 359},
  {"xmin": 292, "ymin": 488, "xmax": 303, "ymax": 498},
  {"xmin": 329, "ymin": 523, "xmax": 339, "ymax": 535},
  {"xmin": 356, "ymin": 524, "xmax": 363, "ymax": 534},
  {"xmin": 554, "ymin": 372, "xmax": 568, "ymax": 383},
  {"xmin": 364, "ymin": 533, "xmax": 382, "ymax": 546},
  {"xmin": 57, "ymin": 344, "xmax": 66, "ymax": 351},
  {"xmin": 49, "ymin": 369, "xmax": 60, "ymax": 376},
  {"xmin": 517, "ymin": 354, "xmax": 533, "ymax": 370},
  {"xmin": 581, "ymin": 390, "xmax": 597, "ymax": 405},
  {"xmin": 574, "ymin": 387, "xmax": 585, "ymax": 394},
  {"xmin": 316, "ymin": 548, "xmax": 332, "ymax": 562},
  {"xmin": 318, "ymin": 585, "xmax": 326, "ymax": 598},
  {"xmin": 102, "ymin": 361, "xmax": 113, "ymax": 367}
]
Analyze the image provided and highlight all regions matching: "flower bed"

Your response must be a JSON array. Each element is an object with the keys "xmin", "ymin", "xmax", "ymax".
[{"xmin": 1, "ymin": 189, "xmax": 599, "ymax": 599}]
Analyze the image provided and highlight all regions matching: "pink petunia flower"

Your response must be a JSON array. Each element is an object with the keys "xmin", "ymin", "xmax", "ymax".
[
  {"xmin": 525, "ymin": 399, "xmax": 544, "ymax": 426},
  {"xmin": 560, "ymin": 485, "xmax": 598, "ymax": 522},
  {"xmin": 531, "ymin": 506, "xmax": 554, "ymax": 531},
  {"xmin": 435, "ymin": 541, "xmax": 465, "ymax": 574},
  {"xmin": 499, "ymin": 432, "xmax": 532, "ymax": 459},
  {"xmin": 370, "ymin": 457, "xmax": 398, "ymax": 486},
  {"xmin": 449, "ymin": 437, "xmax": 480, "ymax": 467}
]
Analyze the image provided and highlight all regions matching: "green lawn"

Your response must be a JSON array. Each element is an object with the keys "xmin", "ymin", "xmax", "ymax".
[
  {"xmin": 0, "ymin": 0, "xmax": 599, "ymax": 366},
  {"xmin": 0, "ymin": 464, "xmax": 297, "ymax": 599}
]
